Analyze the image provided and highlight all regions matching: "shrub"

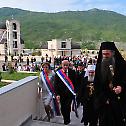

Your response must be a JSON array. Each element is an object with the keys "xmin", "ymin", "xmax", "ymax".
[
  {"xmin": 0, "ymin": 71, "xmax": 2, "ymax": 82},
  {"xmin": 8, "ymin": 63, "xmax": 15, "ymax": 74}
]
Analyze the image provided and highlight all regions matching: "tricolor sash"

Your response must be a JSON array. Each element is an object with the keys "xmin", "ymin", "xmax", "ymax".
[
  {"xmin": 40, "ymin": 71, "xmax": 61, "ymax": 116},
  {"xmin": 56, "ymin": 69, "xmax": 76, "ymax": 96},
  {"xmin": 56, "ymin": 69, "xmax": 79, "ymax": 118}
]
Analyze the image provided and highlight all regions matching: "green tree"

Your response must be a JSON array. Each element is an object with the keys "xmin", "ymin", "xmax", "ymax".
[{"xmin": 81, "ymin": 41, "xmax": 96, "ymax": 50}]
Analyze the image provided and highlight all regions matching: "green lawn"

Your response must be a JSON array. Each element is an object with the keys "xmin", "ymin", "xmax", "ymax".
[
  {"xmin": 1, "ymin": 72, "xmax": 40, "ymax": 81},
  {"xmin": 0, "ymin": 82, "xmax": 9, "ymax": 88}
]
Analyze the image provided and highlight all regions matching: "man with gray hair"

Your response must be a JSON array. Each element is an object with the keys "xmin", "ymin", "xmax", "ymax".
[
  {"xmin": 54, "ymin": 60, "xmax": 76, "ymax": 125},
  {"xmin": 80, "ymin": 64, "xmax": 97, "ymax": 126}
]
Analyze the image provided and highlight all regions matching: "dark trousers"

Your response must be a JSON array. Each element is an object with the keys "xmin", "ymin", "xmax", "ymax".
[
  {"xmin": 60, "ymin": 97, "xmax": 72, "ymax": 124},
  {"xmin": 83, "ymin": 98, "xmax": 98, "ymax": 126}
]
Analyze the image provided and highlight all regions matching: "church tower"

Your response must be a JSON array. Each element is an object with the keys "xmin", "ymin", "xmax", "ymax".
[{"xmin": 6, "ymin": 19, "xmax": 23, "ymax": 56}]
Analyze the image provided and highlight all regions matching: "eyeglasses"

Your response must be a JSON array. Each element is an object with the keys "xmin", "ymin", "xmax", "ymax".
[
  {"xmin": 63, "ymin": 64, "xmax": 69, "ymax": 66},
  {"xmin": 43, "ymin": 66, "xmax": 49, "ymax": 68}
]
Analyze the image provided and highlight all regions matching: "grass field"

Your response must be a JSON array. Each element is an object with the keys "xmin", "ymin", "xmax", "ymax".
[
  {"xmin": 1, "ymin": 71, "xmax": 40, "ymax": 81},
  {"xmin": 0, "ymin": 71, "xmax": 40, "ymax": 88},
  {"xmin": 0, "ymin": 82, "xmax": 9, "ymax": 88}
]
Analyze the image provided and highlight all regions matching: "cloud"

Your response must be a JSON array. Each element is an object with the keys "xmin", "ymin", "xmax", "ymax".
[
  {"xmin": 68, "ymin": 0, "xmax": 126, "ymax": 15},
  {"xmin": 0, "ymin": 0, "xmax": 126, "ymax": 15}
]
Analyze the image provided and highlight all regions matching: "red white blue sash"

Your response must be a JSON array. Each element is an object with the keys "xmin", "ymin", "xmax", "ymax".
[
  {"xmin": 56, "ymin": 69, "xmax": 76, "ymax": 96},
  {"xmin": 56, "ymin": 69, "xmax": 79, "ymax": 118},
  {"xmin": 41, "ymin": 71, "xmax": 55, "ymax": 96},
  {"xmin": 40, "ymin": 71, "xmax": 61, "ymax": 116}
]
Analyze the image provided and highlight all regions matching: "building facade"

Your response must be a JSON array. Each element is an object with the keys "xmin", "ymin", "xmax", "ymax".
[
  {"xmin": 0, "ymin": 19, "xmax": 24, "ymax": 56},
  {"xmin": 41, "ymin": 38, "xmax": 81, "ymax": 57}
]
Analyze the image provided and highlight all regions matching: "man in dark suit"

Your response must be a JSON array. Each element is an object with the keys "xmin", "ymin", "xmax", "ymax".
[
  {"xmin": 94, "ymin": 42, "xmax": 126, "ymax": 126},
  {"xmin": 75, "ymin": 62, "xmax": 86, "ymax": 107},
  {"xmin": 54, "ymin": 60, "xmax": 76, "ymax": 125}
]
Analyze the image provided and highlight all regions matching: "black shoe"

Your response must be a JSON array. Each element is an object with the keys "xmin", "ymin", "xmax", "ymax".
[
  {"xmin": 64, "ymin": 120, "xmax": 70, "ymax": 125},
  {"xmin": 81, "ymin": 117, "xmax": 84, "ymax": 123},
  {"xmin": 84, "ymin": 123, "xmax": 88, "ymax": 126}
]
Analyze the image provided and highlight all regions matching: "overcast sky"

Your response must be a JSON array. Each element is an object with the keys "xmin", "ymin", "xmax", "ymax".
[{"xmin": 0, "ymin": 0, "xmax": 126, "ymax": 15}]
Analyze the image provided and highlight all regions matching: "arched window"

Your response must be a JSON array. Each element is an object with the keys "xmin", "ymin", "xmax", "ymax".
[
  {"xmin": 12, "ymin": 23, "xmax": 17, "ymax": 30},
  {"xmin": 13, "ymin": 32, "xmax": 17, "ymax": 39}
]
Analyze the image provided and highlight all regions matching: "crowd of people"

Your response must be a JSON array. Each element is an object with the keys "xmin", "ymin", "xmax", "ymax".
[
  {"xmin": 2, "ymin": 50, "xmax": 97, "ymax": 73},
  {"xmin": 38, "ymin": 41, "xmax": 126, "ymax": 126},
  {"xmin": 1, "ymin": 41, "xmax": 126, "ymax": 126},
  {"xmin": 2, "ymin": 56, "xmax": 41, "ymax": 72}
]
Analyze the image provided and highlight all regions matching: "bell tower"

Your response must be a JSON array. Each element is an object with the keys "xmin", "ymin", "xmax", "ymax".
[{"xmin": 6, "ymin": 19, "xmax": 22, "ymax": 56}]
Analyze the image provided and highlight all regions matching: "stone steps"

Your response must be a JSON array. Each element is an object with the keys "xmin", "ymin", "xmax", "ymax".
[{"xmin": 25, "ymin": 106, "xmax": 84, "ymax": 126}]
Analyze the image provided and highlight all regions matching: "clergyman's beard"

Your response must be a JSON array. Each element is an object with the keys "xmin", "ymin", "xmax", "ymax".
[
  {"xmin": 88, "ymin": 75, "xmax": 94, "ymax": 82},
  {"xmin": 101, "ymin": 57, "xmax": 114, "ymax": 83}
]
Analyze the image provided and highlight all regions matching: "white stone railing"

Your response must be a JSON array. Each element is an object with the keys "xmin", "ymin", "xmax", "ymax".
[{"xmin": 0, "ymin": 76, "xmax": 46, "ymax": 126}]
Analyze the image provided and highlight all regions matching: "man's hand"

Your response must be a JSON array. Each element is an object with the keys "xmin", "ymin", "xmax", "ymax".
[
  {"xmin": 113, "ymin": 86, "xmax": 122, "ymax": 94},
  {"xmin": 56, "ymin": 95, "xmax": 60, "ymax": 103}
]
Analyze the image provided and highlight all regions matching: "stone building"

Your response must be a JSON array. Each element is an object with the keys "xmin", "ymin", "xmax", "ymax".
[
  {"xmin": 41, "ymin": 38, "xmax": 81, "ymax": 57},
  {"xmin": 0, "ymin": 19, "xmax": 24, "ymax": 56}
]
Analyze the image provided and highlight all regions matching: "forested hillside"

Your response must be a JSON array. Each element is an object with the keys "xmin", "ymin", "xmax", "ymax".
[{"xmin": 0, "ymin": 7, "xmax": 126, "ymax": 49}]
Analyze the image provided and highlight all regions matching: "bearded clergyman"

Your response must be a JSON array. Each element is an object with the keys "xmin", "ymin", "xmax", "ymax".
[{"xmin": 94, "ymin": 41, "xmax": 126, "ymax": 126}]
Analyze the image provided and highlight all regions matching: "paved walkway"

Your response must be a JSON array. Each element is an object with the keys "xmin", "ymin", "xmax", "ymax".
[{"xmin": 24, "ymin": 106, "xmax": 84, "ymax": 126}]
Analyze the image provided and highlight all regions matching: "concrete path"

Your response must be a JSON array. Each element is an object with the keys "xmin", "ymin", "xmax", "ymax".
[{"xmin": 25, "ymin": 106, "xmax": 84, "ymax": 126}]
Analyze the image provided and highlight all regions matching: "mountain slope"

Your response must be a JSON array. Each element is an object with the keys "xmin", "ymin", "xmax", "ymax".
[{"xmin": 0, "ymin": 7, "xmax": 126, "ymax": 48}]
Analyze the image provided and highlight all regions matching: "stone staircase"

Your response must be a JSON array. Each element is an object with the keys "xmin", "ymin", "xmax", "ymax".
[{"xmin": 24, "ymin": 106, "xmax": 84, "ymax": 126}]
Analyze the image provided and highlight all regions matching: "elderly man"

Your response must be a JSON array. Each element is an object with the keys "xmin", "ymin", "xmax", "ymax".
[
  {"xmin": 54, "ymin": 60, "xmax": 76, "ymax": 125},
  {"xmin": 94, "ymin": 41, "xmax": 126, "ymax": 126},
  {"xmin": 80, "ymin": 64, "xmax": 97, "ymax": 126}
]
